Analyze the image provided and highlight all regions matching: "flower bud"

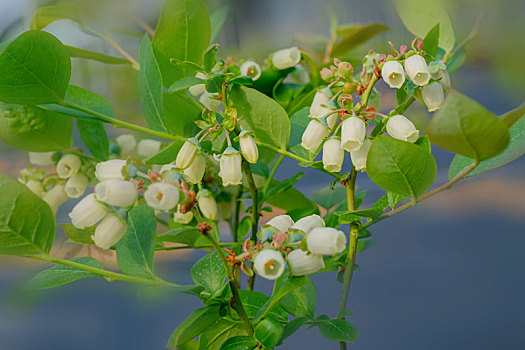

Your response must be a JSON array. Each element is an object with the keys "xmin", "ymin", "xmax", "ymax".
[
  {"xmin": 197, "ymin": 190, "xmax": 217, "ymax": 220},
  {"xmin": 239, "ymin": 131, "xmax": 259, "ymax": 164},
  {"xmin": 381, "ymin": 60, "xmax": 405, "ymax": 89},
  {"xmin": 307, "ymin": 227, "xmax": 347, "ymax": 255},
  {"xmin": 291, "ymin": 214, "xmax": 325, "ymax": 235},
  {"xmin": 69, "ymin": 193, "xmax": 107, "ymax": 229},
  {"xmin": 176, "ymin": 138, "xmax": 199, "ymax": 170},
  {"xmin": 341, "ymin": 116, "xmax": 366, "ymax": 152},
  {"xmin": 65, "ymin": 173, "xmax": 89, "ymax": 198},
  {"xmin": 253, "ymin": 249, "xmax": 285, "ymax": 280},
  {"xmin": 240, "ymin": 60, "xmax": 262, "ymax": 81},
  {"xmin": 173, "ymin": 205, "xmax": 193, "ymax": 224},
  {"xmin": 287, "ymin": 249, "xmax": 325, "ymax": 276},
  {"xmin": 95, "ymin": 180, "xmax": 137, "ymax": 207},
  {"xmin": 137, "ymin": 139, "xmax": 161, "ymax": 159},
  {"xmin": 264, "ymin": 214, "xmax": 294, "ymax": 233},
  {"xmin": 429, "ymin": 62, "xmax": 451, "ymax": 91},
  {"xmin": 421, "ymin": 82, "xmax": 445, "ymax": 112},
  {"xmin": 56, "ymin": 154, "xmax": 81, "ymax": 178},
  {"xmin": 182, "ymin": 154, "xmax": 206, "ymax": 184},
  {"xmin": 144, "ymin": 182, "xmax": 180, "ymax": 211},
  {"xmin": 43, "ymin": 184, "xmax": 68, "ymax": 213},
  {"xmin": 199, "ymin": 91, "xmax": 221, "ymax": 111},
  {"xmin": 25, "ymin": 179, "xmax": 44, "ymax": 196},
  {"xmin": 29, "ymin": 152, "xmax": 55, "ymax": 166},
  {"xmin": 404, "ymin": 54, "xmax": 430, "ymax": 86},
  {"xmin": 95, "ymin": 159, "xmax": 126, "ymax": 181},
  {"xmin": 337, "ymin": 61, "xmax": 353, "ymax": 80},
  {"xmin": 116, "ymin": 134, "xmax": 137, "ymax": 156},
  {"xmin": 310, "ymin": 88, "xmax": 333, "ymax": 119},
  {"xmin": 322, "ymin": 137, "xmax": 344, "ymax": 172},
  {"xmin": 218, "ymin": 147, "xmax": 243, "ymax": 186},
  {"xmin": 386, "ymin": 115, "xmax": 419, "ymax": 143},
  {"xmin": 350, "ymin": 138, "xmax": 372, "ymax": 171},
  {"xmin": 283, "ymin": 65, "xmax": 310, "ymax": 85},
  {"xmin": 188, "ymin": 72, "xmax": 208, "ymax": 97},
  {"xmin": 343, "ymin": 83, "xmax": 357, "ymax": 94},
  {"xmin": 92, "ymin": 213, "xmax": 127, "ymax": 250},
  {"xmin": 301, "ymin": 118, "xmax": 330, "ymax": 152},
  {"xmin": 271, "ymin": 46, "xmax": 301, "ymax": 70},
  {"xmin": 320, "ymin": 67, "xmax": 334, "ymax": 82}
]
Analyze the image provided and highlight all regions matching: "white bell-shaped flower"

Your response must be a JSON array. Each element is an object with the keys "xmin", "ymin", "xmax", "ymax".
[
  {"xmin": 291, "ymin": 214, "xmax": 325, "ymax": 235},
  {"xmin": 65, "ymin": 173, "xmax": 89, "ymax": 198},
  {"xmin": 43, "ymin": 184, "xmax": 68, "ymax": 213},
  {"xmin": 95, "ymin": 180, "xmax": 137, "ymax": 207},
  {"xmin": 25, "ymin": 180, "xmax": 44, "ymax": 197},
  {"xmin": 310, "ymin": 88, "xmax": 333, "ymax": 118},
  {"xmin": 287, "ymin": 249, "xmax": 325, "ymax": 276},
  {"xmin": 239, "ymin": 131, "xmax": 259, "ymax": 164},
  {"xmin": 341, "ymin": 116, "xmax": 367, "ymax": 152},
  {"xmin": 240, "ymin": 60, "xmax": 262, "ymax": 81},
  {"xmin": 189, "ymin": 72, "xmax": 208, "ymax": 97},
  {"xmin": 95, "ymin": 159, "xmax": 126, "ymax": 181},
  {"xmin": 404, "ymin": 54, "xmax": 430, "ymax": 86},
  {"xmin": 307, "ymin": 227, "xmax": 347, "ymax": 255},
  {"xmin": 173, "ymin": 205, "xmax": 193, "ymax": 224},
  {"xmin": 176, "ymin": 138, "xmax": 199, "ymax": 170},
  {"xmin": 137, "ymin": 139, "xmax": 161, "ymax": 159},
  {"xmin": 116, "ymin": 134, "xmax": 137, "ymax": 156},
  {"xmin": 218, "ymin": 147, "xmax": 243, "ymax": 186},
  {"xmin": 322, "ymin": 137, "xmax": 345, "ymax": 173},
  {"xmin": 144, "ymin": 182, "xmax": 180, "ymax": 211},
  {"xmin": 29, "ymin": 152, "xmax": 55, "ymax": 166},
  {"xmin": 386, "ymin": 115, "xmax": 420, "ymax": 143},
  {"xmin": 56, "ymin": 154, "xmax": 81, "ymax": 179},
  {"xmin": 92, "ymin": 213, "xmax": 127, "ymax": 250},
  {"xmin": 301, "ymin": 118, "xmax": 330, "ymax": 152},
  {"xmin": 421, "ymin": 82, "xmax": 445, "ymax": 112},
  {"xmin": 381, "ymin": 60, "xmax": 406, "ymax": 89},
  {"xmin": 264, "ymin": 214, "xmax": 294, "ymax": 233},
  {"xmin": 429, "ymin": 62, "xmax": 451, "ymax": 91},
  {"xmin": 69, "ymin": 193, "xmax": 107, "ymax": 229},
  {"xmin": 253, "ymin": 249, "xmax": 285, "ymax": 280},
  {"xmin": 271, "ymin": 46, "xmax": 301, "ymax": 70},
  {"xmin": 198, "ymin": 190, "xmax": 218, "ymax": 220},
  {"xmin": 182, "ymin": 154, "xmax": 206, "ymax": 184},
  {"xmin": 350, "ymin": 138, "xmax": 372, "ymax": 171},
  {"xmin": 199, "ymin": 91, "xmax": 222, "ymax": 111}
]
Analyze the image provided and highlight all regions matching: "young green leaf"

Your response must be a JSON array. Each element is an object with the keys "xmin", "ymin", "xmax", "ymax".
[
  {"xmin": 167, "ymin": 305, "xmax": 222, "ymax": 349},
  {"xmin": 190, "ymin": 252, "xmax": 227, "ymax": 293},
  {"xmin": 62, "ymin": 224, "xmax": 95, "ymax": 245},
  {"xmin": 219, "ymin": 335, "xmax": 258, "ymax": 350},
  {"xmin": 254, "ymin": 273, "xmax": 305, "ymax": 321},
  {"xmin": 280, "ymin": 275, "xmax": 317, "ymax": 319},
  {"xmin": 168, "ymin": 76, "xmax": 206, "ymax": 93},
  {"xmin": 266, "ymin": 172, "xmax": 304, "ymax": 198},
  {"xmin": 335, "ymin": 207, "xmax": 384, "ymax": 221},
  {"xmin": 198, "ymin": 320, "xmax": 248, "ymax": 350},
  {"xmin": 422, "ymin": 24, "xmax": 440, "ymax": 57},
  {"xmin": 332, "ymin": 23, "xmax": 389, "ymax": 56},
  {"xmin": 30, "ymin": 5, "xmax": 80, "ymax": 30},
  {"xmin": 315, "ymin": 318, "xmax": 359, "ymax": 342},
  {"xmin": 66, "ymin": 46, "xmax": 130, "ymax": 65},
  {"xmin": 254, "ymin": 317, "xmax": 285, "ymax": 348},
  {"xmin": 237, "ymin": 289, "xmax": 288, "ymax": 322}
]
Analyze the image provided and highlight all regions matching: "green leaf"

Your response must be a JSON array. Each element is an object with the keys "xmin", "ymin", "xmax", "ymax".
[
  {"xmin": 367, "ymin": 136, "xmax": 437, "ymax": 201},
  {"xmin": 316, "ymin": 318, "xmax": 359, "ymax": 342},
  {"xmin": 332, "ymin": 23, "xmax": 389, "ymax": 56},
  {"xmin": 312, "ymin": 184, "xmax": 347, "ymax": 210},
  {"xmin": 427, "ymin": 91, "xmax": 510, "ymax": 161},
  {"xmin": 280, "ymin": 317, "xmax": 309, "ymax": 343},
  {"xmin": 219, "ymin": 335, "xmax": 258, "ymax": 350},
  {"xmin": 280, "ymin": 276, "xmax": 316, "ymax": 318},
  {"xmin": 266, "ymin": 172, "xmax": 304, "ymax": 198},
  {"xmin": 422, "ymin": 24, "xmax": 440, "ymax": 57},
  {"xmin": 210, "ymin": 5, "xmax": 230, "ymax": 42},
  {"xmin": 335, "ymin": 207, "xmax": 383, "ymax": 221},
  {"xmin": 167, "ymin": 305, "xmax": 222, "ymax": 349},
  {"xmin": 26, "ymin": 257, "xmax": 103, "ymax": 289},
  {"xmin": 288, "ymin": 89, "xmax": 316, "ymax": 117},
  {"xmin": 0, "ymin": 174, "xmax": 55, "ymax": 256},
  {"xmin": 155, "ymin": 225, "xmax": 204, "ymax": 245},
  {"xmin": 448, "ymin": 106, "xmax": 525, "ymax": 179},
  {"xmin": 198, "ymin": 320, "xmax": 247, "ymax": 350},
  {"xmin": 116, "ymin": 205, "xmax": 157, "ymax": 279},
  {"xmin": 145, "ymin": 140, "xmax": 185, "ymax": 165},
  {"xmin": 66, "ymin": 46, "xmax": 130, "ymax": 65},
  {"xmin": 415, "ymin": 135, "xmax": 432, "ymax": 153},
  {"xmin": 230, "ymin": 86, "xmax": 291, "ymax": 150},
  {"xmin": 164, "ymin": 91, "xmax": 203, "ymax": 137},
  {"xmin": 0, "ymin": 31, "xmax": 71, "ymax": 104},
  {"xmin": 138, "ymin": 35, "xmax": 166, "ymax": 132},
  {"xmin": 152, "ymin": 0, "xmax": 211, "ymax": 86},
  {"xmin": 356, "ymin": 239, "xmax": 375, "ymax": 254},
  {"xmin": 30, "ymin": 5, "xmax": 80, "ymax": 30},
  {"xmin": 168, "ymin": 76, "xmax": 206, "ymax": 93},
  {"xmin": 446, "ymin": 48, "xmax": 465, "ymax": 73},
  {"xmin": 254, "ymin": 273, "xmax": 305, "ymax": 321},
  {"xmin": 394, "ymin": 0, "xmax": 455, "ymax": 52},
  {"xmin": 203, "ymin": 44, "xmax": 219, "ymax": 73},
  {"xmin": 502, "ymin": 102, "xmax": 525, "ymax": 128},
  {"xmin": 0, "ymin": 103, "xmax": 72, "ymax": 152},
  {"xmin": 61, "ymin": 224, "xmax": 95, "ymax": 245},
  {"xmin": 264, "ymin": 178, "xmax": 318, "ymax": 212},
  {"xmin": 237, "ymin": 289, "xmax": 288, "ymax": 322},
  {"xmin": 190, "ymin": 252, "xmax": 227, "ymax": 293},
  {"xmin": 254, "ymin": 317, "xmax": 285, "ymax": 348}
]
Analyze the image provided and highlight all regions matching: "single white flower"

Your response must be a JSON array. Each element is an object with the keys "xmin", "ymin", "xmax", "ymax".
[
  {"xmin": 92, "ymin": 213, "xmax": 127, "ymax": 250},
  {"xmin": 43, "ymin": 184, "xmax": 68, "ymax": 213},
  {"xmin": 253, "ymin": 249, "xmax": 285, "ymax": 280},
  {"xmin": 65, "ymin": 173, "xmax": 89, "ymax": 198},
  {"xmin": 307, "ymin": 227, "xmax": 347, "ymax": 255},
  {"xmin": 137, "ymin": 139, "xmax": 161, "ymax": 159},
  {"xmin": 182, "ymin": 154, "xmax": 206, "ymax": 184},
  {"xmin": 176, "ymin": 138, "xmax": 199, "ymax": 170},
  {"xmin": 95, "ymin": 159, "xmax": 126, "ymax": 181},
  {"xmin": 25, "ymin": 179, "xmax": 44, "ymax": 197},
  {"xmin": 199, "ymin": 91, "xmax": 222, "ymax": 111},
  {"xmin": 144, "ymin": 182, "xmax": 180, "ymax": 211},
  {"xmin": 310, "ymin": 88, "xmax": 333, "ymax": 118},
  {"xmin": 341, "ymin": 116, "xmax": 367, "ymax": 152},
  {"xmin": 287, "ymin": 249, "xmax": 325, "ymax": 276},
  {"xmin": 218, "ymin": 147, "xmax": 243, "ymax": 186},
  {"xmin": 173, "ymin": 205, "xmax": 193, "ymax": 224},
  {"xmin": 29, "ymin": 152, "xmax": 55, "ymax": 166},
  {"xmin": 429, "ymin": 62, "xmax": 451, "ymax": 91},
  {"xmin": 350, "ymin": 138, "xmax": 372, "ymax": 171},
  {"xmin": 322, "ymin": 137, "xmax": 345, "ymax": 173},
  {"xmin": 116, "ymin": 134, "xmax": 137, "ymax": 156},
  {"xmin": 188, "ymin": 72, "xmax": 208, "ymax": 97},
  {"xmin": 69, "ymin": 193, "xmax": 107, "ymax": 229},
  {"xmin": 239, "ymin": 131, "xmax": 259, "ymax": 164},
  {"xmin": 421, "ymin": 82, "xmax": 445, "ymax": 112},
  {"xmin": 272, "ymin": 46, "xmax": 301, "ymax": 70},
  {"xmin": 56, "ymin": 154, "xmax": 81, "ymax": 179},
  {"xmin": 198, "ymin": 190, "xmax": 218, "ymax": 220},
  {"xmin": 264, "ymin": 215, "xmax": 294, "ymax": 233},
  {"xmin": 95, "ymin": 180, "xmax": 137, "ymax": 207},
  {"xmin": 404, "ymin": 54, "xmax": 430, "ymax": 86},
  {"xmin": 386, "ymin": 115, "xmax": 420, "ymax": 143},
  {"xmin": 381, "ymin": 60, "xmax": 406, "ymax": 89},
  {"xmin": 240, "ymin": 60, "xmax": 262, "ymax": 81},
  {"xmin": 301, "ymin": 118, "xmax": 330, "ymax": 152},
  {"xmin": 291, "ymin": 214, "xmax": 325, "ymax": 235}
]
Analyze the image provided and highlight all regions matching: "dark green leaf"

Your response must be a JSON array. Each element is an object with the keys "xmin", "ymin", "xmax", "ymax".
[
  {"xmin": 168, "ymin": 76, "xmax": 206, "ymax": 93},
  {"xmin": 312, "ymin": 184, "xmax": 346, "ymax": 209},
  {"xmin": 255, "ymin": 317, "xmax": 285, "ymax": 348},
  {"xmin": 316, "ymin": 318, "xmax": 359, "ymax": 342},
  {"xmin": 219, "ymin": 335, "xmax": 258, "ymax": 350},
  {"xmin": 502, "ymin": 102, "xmax": 525, "ymax": 128},
  {"xmin": 280, "ymin": 276, "xmax": 316, "ymax": 318},
  {"xmin": 62, "ymin": 224, "xmax": 95, "ymax": 245},
  {"xmin": 237, "ymin": 289, "xmax": 288, "ymax": 322},
  {"xmin": 280, "ymin": 317, "xmax": 309, "ymax": 343},
  {"xmin": 264, "ymin": 177, "xmax": 318, "ymax": 212},
  {"xmin": 332, "ymin": 23, "xmax": 389, "ymax": 56},
  {"xmin": 191, "ymin": 252, "xmax": 227, "ymax": 293},
  {"xmin": 254, "ymin": 273, "xmax": 305, "ymax": 321},
  {"xmin": 422, "ymin": 24, "xmax": 440, "ymax": 57},
  {"xmin": 198, "ymin": 320, "xmax": 247, "ymax": 350},
  {"xmin": 26, "ymin": 257, "xmax": 103, "ymax": 289},
  {"xmin": 167, "ymin": 305, "xmax": 222, "ymax": 349},
  {"xmin": 203, "ymin": 44, "xmax": 219, "ymax": 73},
  {"xmin": 164, "ymin": 92, "xmax": 203, "ymax": 137},
  {"xmin": 415, "ymin": 135, "xmax": 432, "ymax": 153}
]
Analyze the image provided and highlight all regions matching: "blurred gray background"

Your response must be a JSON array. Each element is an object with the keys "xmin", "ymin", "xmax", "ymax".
[{"xmin": 0, "ymin": 0, "xmax": 524, "ymax": 349}]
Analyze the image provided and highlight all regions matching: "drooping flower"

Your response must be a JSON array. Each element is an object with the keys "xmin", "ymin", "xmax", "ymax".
[
  {"xmin": 404, "ymin": 54, "xmax": 430, "ymax": 86},
  {"xmin": 25, "ymin": 180, "xmax": 44, "ymax": 196},
  {"xmin": 271, "ymin": 47, "xmax": 301, "ymax": 70},
  {"xmin": 322, "ymin": 137, "xmax": 345, "ymax": 173},
  {"xmin": 69, "ymin": 193, "xmax": 107, "ymax": 229},
  {"xmin": 144, "ymin": 182, "xmax": 180, "ymax": 211},
  {"xmin": 239, "ymin": 131, "xmax": 259, "ymax": 164},
  {"xmin": 95, "ymin": 159, "xmax": 126, "ymax": 181},
  {"xmin": 301, "ymin": 118, "xmax": 330, "ymax": 152},
  {"xmin": 287, "ymin": 249, "xmax": 325, "ymax": 276},
  {"xmin": 240, "ymin": 60, "xmax": 262, "ymax": 81},
  {"xmin": 421, "ymin": 82, "xmax": 445, "ymax": 112},
  {"xmin": 253, "ymin": 249, "xmax": 285, "ymax": 280},
  {"xmin": 197, "ymin": 190, "xmax": 218, "ymax": 220},
  {"xmin": 264, "ymin": 215, "xmax": 294, "ymax": 233},
  {"xmin": 290, "ymin": 214, "xmax": 325, "ymax": 235},
  {"xmin": 43, "ymin": 184, "xmax": 68, "ymax": 213},
  {"xmin": 92, "ymin": 213, "xmax": 127, "ymax": 249},
  {"xmin": 188, "ymin": 72, "xmax": 208, "ymax": 97},
  {"xmin": 381, "ymin": 60, "xmax": 406, "ymax": 89},
  {"xmin": 116, "ymin": 134, "xmax": 137, "ymax": 156},
  {"xmin": 182, "ymin": 154, "xmax": 206, "ymax": 184},
  {"xmin": 307, "ymin": 227, "xmax": 347, "ymax": 255},
  {"xmin": 65, "ymin": 173, "xmax": 89, "ymax": 198},
  {"xmin": 29, "ymin": 152, "xmax": 55, "ymax": 166},
  {"xmin": 56, "ymin": 154, "xmax": 81, "ymax": 178},
  {"xmin": 350, "ymin": 138, "xmax": 372, "ymax": 171},
  {"xmin": 341, "ymin": 116, "xmax": 366, "ymax": 152},
  {"xmin": 385, "ymin": 115, "xmax": 420, "ymax": 143},
  {"xmin": 218, "ymin": 147, "xmax": 243, "ymax": 186},
  {"xmin": 95, "ymin": 180, "xmax": 137, "ymax": 207},
  {"xmin": 176, "ymin": 138, "xmax": 199, "ymax": 170},
  {"xmin": 137, "ymin": 139, "xmax": 162, "ymax": 159}
]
